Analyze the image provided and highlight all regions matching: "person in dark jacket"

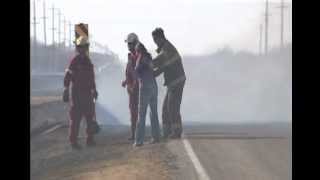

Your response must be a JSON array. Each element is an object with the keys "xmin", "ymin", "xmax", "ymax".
[
  {"xmin": 122, "ymin": 33, "xmax": 140, "ymax": 140},
  {"xmin": 152, "ymin": 28, "xmax": 186, "ymax": 139},
  {"xmin": 63, "ymin": 36, "xmax": 98, "ymax": 150},
  {"xmin": 133, "ymin": 43, "xmax": 160, "ymax": 147}
]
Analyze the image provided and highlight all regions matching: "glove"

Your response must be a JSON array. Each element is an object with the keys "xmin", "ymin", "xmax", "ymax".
[
  {"xmin": 63, "ymin": 88, "xmax": 69, "ymax": 102},
  {"xmin": 93, "ymin": 89, "xmax": 98, "ymax": 100},
  {"xmin": 121, "ymin": 80, "xmax": 126, "ymax": 88}
]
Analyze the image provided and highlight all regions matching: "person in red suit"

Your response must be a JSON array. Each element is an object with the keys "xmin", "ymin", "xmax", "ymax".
[
  {"xmin": 63, "ymin": 36, "xmax": 98, "ymax": 150},
  {"xmin": 122, "ymin": 33, "xmax": 140, "ymax": 141}
]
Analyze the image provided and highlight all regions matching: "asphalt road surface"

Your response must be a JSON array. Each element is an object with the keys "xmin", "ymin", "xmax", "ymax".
[{"xmin": 183, "ymin": 123, "xmax": 291, "ymax": 180}]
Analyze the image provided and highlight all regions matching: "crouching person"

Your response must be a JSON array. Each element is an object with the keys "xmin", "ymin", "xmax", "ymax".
[{"xmin": 133, "ymin": 43, "xmax": 161, "ymax": 147}]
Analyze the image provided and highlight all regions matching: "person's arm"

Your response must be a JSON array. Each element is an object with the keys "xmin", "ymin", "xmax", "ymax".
[
  {"xmin": 153, "ymin": 67, "xmax": 164, "ymax": 77},
  {"xmin": 122, "ymin": 61, "xmax": 130, "ymax": 87},
  {"xmin": 64, "ymin": 61, "xmax": 74, "ymax": 89},
  {"xmin": 63, "ymin": 60, "xmax": 74, "ymax": 102},
  {"xmin": 152, "ymin": 48, "xmax": 168, "ymax": 69},
  {"xmin": 91, "ymin": 64, "xmax": 98, "ymax": 100},
  {"xmin": 152, "ymin": 48, "xmax": 167, "ymax": 78}
]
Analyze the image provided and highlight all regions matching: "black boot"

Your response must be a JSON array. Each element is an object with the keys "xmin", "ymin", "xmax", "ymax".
[
  {"xmin": 148, "ymin": 138, "xmax": 160, "ymax": 144},
  {"xmin": 128, "ymin": 128, "xmax": 135, "ymax": 141},
  {"xmin": 71, "ymin": 143, "xmax": 82, "ymax": 150},
  {"xmin": 86, "ymin": 138, "xmax": 97, "ymax": 147}
]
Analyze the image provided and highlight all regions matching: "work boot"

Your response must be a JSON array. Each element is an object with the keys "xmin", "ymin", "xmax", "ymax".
[
  {"xmin": 169, "ymin": 133, "xmax": 181, "ymax": 139},
  {"xmin": 71, "ymin": 143, "xmax": 82, "ymax": 150},
  {"xmin": 133, "ymin": 142, "xmax": 143, "ymax": 148},
  {"xmin": 148, "ymin": 138, "xmax": 160, "ymax": 144},
  {"xmin": 128, "ymin": 134, "xmax": 135, "ymax": 141}
]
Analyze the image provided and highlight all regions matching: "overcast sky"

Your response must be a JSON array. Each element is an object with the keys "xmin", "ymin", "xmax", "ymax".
[{"xmin": 31, "ymin": 0, "xmax": 292, "ymax": 61}]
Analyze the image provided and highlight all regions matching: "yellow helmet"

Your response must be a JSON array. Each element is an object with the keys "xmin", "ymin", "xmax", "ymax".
[{"xmin": 74, "ymin": 36, "xmax": 89, "ymax": 46}]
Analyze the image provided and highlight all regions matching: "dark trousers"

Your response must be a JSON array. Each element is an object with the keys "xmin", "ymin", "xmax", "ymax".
[
  {"xmin": 69, "ymin": 103, "xmax": 95, "ymax": 144},
  {"xmin": 162, "ymin": 81, "xmax": 185, "ymax": 137},
  {"xmin": 128, "ymin": 87, "xmax": 139, "ymax": 138}
]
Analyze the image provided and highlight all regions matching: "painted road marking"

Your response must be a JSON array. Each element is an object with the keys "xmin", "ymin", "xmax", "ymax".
[
  {"xmin": 42, "ymin": 124, "xmax": 64, "ymax": 135},
  {"xmin": 182, "ymin": 134, "xmax": 211, "ymax": 180}
]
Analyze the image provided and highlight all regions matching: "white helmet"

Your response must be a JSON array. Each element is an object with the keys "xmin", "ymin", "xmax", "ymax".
[{"xmin": 125, "ymin": 33, "xmax": 139, "ymax": 43}]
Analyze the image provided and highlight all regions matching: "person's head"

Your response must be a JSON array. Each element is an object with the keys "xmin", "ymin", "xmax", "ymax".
[
  {"xmin": 75, "ymin": 36, "xmax": 90, "ymax": 55},
  {"xmin": 135, "ymin": 42, "xmax": 152, "ymax": 60},
  {"xmin": 152, "ymin": 27, "xmax": 166, "ymax": 48},
  {"xmin": 125, "ymin": 33, "xmax": 139, "ymax": 52},
  {"xmin": 135, "ymin": 42, "xmax": 148, "ymax": 55}
]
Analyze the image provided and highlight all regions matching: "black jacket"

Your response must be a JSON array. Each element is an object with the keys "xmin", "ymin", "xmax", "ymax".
[{"xmin": 153, "ymin": 39, "xmax": 186, "ymax": 88}]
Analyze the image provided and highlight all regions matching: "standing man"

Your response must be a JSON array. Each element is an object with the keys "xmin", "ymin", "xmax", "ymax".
[
  {"xmin": 122, "ymin": 33, "xmax": 140, "ymax": 141},
  {"xmin": 152, "ymin": 28, "xmax": 186, "ymax": 139},
  {"xmin": 63, "ymin": 36, "xmax": 98, "ymax": 150}
]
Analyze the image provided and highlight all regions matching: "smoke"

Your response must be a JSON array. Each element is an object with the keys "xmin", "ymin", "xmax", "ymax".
[
  {"xmin": 95, "ymin": 44, "xmax": 291, "ymax": 125},
  {"xmin": 181, "ymin": 45, "xmax": 292, "ymax": 124},
  {"xmin": 31, "ymin": 40, "xmax": 291, "ymax": 125}
]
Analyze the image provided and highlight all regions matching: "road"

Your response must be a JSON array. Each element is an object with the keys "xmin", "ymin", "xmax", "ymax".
[
  {"xmin": 183, "ymin": 123, "xmax": 291, "ymax": 180},
  {"xmin": 31, "ymin": 123, "xmax": 291, "ymax": 180},
  {"xmin": 31, "ymin": 95, "xmax": 291, "ymax": 180}
]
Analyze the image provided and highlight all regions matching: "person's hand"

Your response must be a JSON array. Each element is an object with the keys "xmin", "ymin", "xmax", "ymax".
[
  {"xmin": 153, "ymin": 68, "xmax": 162, "ymax": 77},
  {"xmin": 127, "ymin": 86, "xmax": 133, "ymax": 94},
  {"xmin": 93, "ymin": 90, "xmax": 98, "ymax": 100},
  {"xmin": 63, "ymin": 88, "xmax": 69, "ymax": 102},
  {"xmin": 121, "ymin": 80, "xmax": 126, "ymax": 88}
]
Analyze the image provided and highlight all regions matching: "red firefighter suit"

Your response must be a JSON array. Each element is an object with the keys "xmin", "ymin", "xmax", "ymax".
[
  {"xmin": 64, "ymin": 53, "xmax": 97, "ymax": 145},
  {"xmin": 122, "ymin": 51, "xmax": 139, "ymax": 139}
]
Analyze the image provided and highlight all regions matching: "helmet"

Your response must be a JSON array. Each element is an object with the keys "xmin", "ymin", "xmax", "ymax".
[
  {"xmin": 125, "ymin": 33, "xmax": 139, "ymax": 43},
  {"xmin": 74, "ymin": 36, "xmax": 89, "ymax": 47}
]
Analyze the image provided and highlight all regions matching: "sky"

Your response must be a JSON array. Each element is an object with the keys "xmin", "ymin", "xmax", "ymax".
[{"xmin": 30, "ymin": 0, "xmax": 292, "ymax": 62}]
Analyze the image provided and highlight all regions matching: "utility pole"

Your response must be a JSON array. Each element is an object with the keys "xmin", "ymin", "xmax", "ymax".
[
  {"xmin": 58, "ymin": 10, "xmax": 62, "ymax": 47},
  {"xmin": 31, "ymin": 0, "xmax": 39, "ymax": 71},
  {"xmin": 32, "ymin": 0, "xmax": 39, "ymax": 45},
  {"xmin": 264, "ymin": 0, "xmax": 270, "ymax": 55},
  {"xmin": 259, "ymin": 24, "xmax": 263, "ymax": 56},
  {"xmin": 41, "ymin": 0, "xmax": 48, "ymax": 47},
  {"xmin": 50, "ymin": 5, "xmax": 56, "ymax": 46},
  {"xmin": 49, "ymin": 5, "xmax": 56, "ymax": 72},
  {"xmin": 69, "ymin": 21, "xmax": 72, "ymax": 48},
  {"xmin": 63, "ymin": 17, "xmax": 67, "ymax": 47},
  {"xmin": 277, "ymin": 0, "xmax": 289, "ymax": 49}
]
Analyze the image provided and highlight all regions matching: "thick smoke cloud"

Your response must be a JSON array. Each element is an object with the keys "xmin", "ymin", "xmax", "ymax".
[{"xmin": 96, "ymin": 45, "xmax": 292, "ymax": 125}]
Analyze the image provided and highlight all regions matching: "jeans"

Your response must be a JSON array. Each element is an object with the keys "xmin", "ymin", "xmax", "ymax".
[{"xmin": 135, "ymin": 83, "xmax": 160, "ymax": 145}]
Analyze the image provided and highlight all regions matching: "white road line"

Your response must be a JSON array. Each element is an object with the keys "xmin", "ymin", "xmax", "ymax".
[
  {"xmin": 182, "ymin": 134, "xmax": 211, "ymax": 180},
  {"xmin": 42, "ymin": 124, "xmax": 63, "ymax": 135}
]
